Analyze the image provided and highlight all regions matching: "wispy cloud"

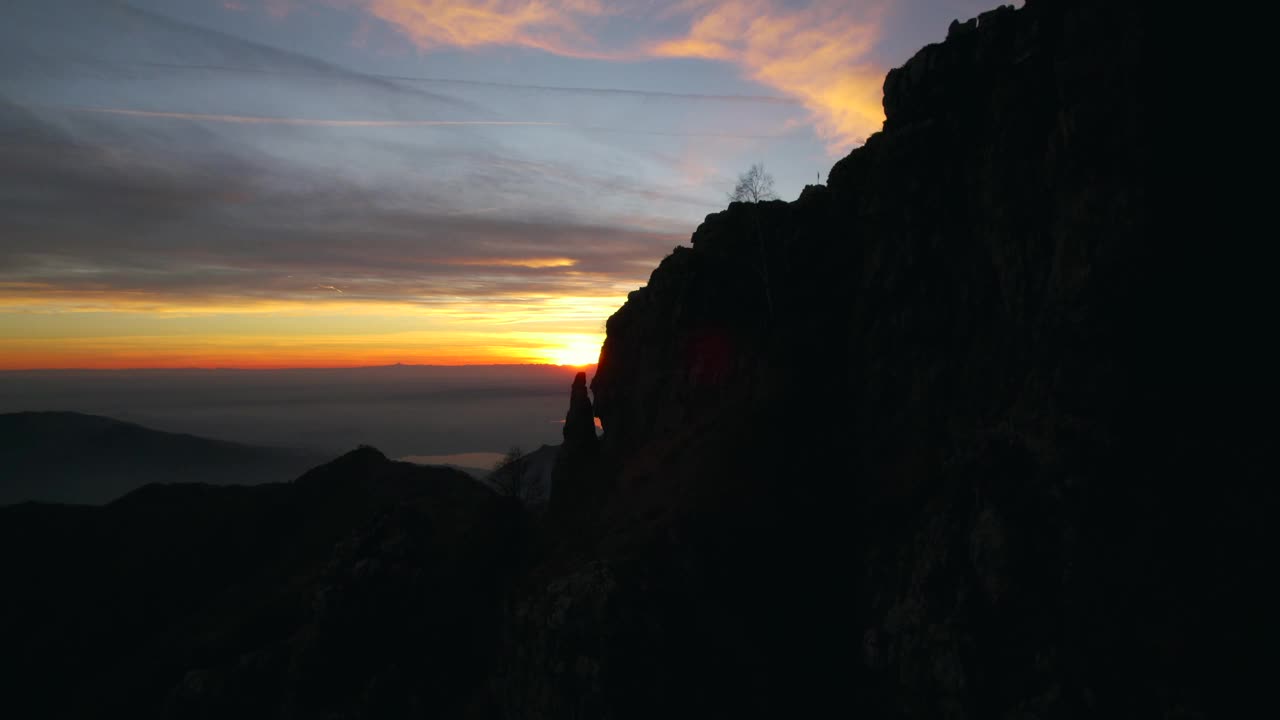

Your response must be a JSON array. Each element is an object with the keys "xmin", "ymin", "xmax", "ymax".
[
  {"xmin": 336, "ymin": 0, "xmax": 889, "ymax": 151},
  {"xmin": 649, "ymin": 1, "xmax": 886, "ymax": 150},
  {"xmin": 357, "ymin": 0, "xmax": 622, "ymax": 59},
  {"xmin": 0, "ymin": 97, "xmax": 689, "ymax": 323}
]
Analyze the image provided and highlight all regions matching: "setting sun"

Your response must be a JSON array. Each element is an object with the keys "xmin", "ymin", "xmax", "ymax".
[{"xmin": 543, "ymin": 336, "xmax": 602, "ymax": 367}]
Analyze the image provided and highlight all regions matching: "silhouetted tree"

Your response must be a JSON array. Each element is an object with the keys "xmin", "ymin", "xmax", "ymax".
[
  {"xmin": 728, "ymin": 163, "xmax": 777, "ymax": 203},
  {"xmin": 492, "ymin": 445, "xmax": 544, "ymax": 505},
  {"xmin": 729, "ymin": 164, "xmax": 779, "ymax": 317}
]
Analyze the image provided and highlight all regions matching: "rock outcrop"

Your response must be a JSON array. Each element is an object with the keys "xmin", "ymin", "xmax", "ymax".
[
  {"xmin": 562, "ymin": 371, "xmax": 598, "ymax": 449},
  {"xmin": 548, "ymin": 371, "xmax": 600, "ymax": 522}
]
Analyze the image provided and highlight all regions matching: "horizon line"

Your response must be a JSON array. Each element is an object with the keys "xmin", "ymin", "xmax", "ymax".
[{"xmin": 0, "ymin": 362, "xmax": 598, "ymax": 372}]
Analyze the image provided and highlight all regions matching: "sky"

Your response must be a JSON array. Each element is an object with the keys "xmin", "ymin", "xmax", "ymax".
[
  {"xmin": 0, "ymin": 365, "xmax": 585, "ymax": 457},
  {"xmin": 1, "ymin": 0, "xmax": 1003, "ymax": 369}
]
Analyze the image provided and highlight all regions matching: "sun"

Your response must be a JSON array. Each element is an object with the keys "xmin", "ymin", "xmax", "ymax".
[{"xmin": 543, "ymin": 338, "xmax": 601, "ymax": 367}]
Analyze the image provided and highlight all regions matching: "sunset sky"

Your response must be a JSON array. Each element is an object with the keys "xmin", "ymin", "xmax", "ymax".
[{"xmin": 2, "ymin": 0, "xmax": 1000, "ymax": 369}]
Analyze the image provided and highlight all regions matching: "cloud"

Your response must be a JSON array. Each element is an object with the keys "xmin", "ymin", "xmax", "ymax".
[
  {"xmin": 341, "ymin": 1, "xmax": 888, "ymax": 151},
  {"xmin": 442, "ymin": 257, "xmax": 578, "ymax": 268},
  {"xmin": 650, "ymin": 1, "xmax": 886, "ymax": 150},
  {"xmin": 357, "ymin": 0, "xmax": 621, "ymax": 58},
  {"xmin": 0, "ymin": 110, "xmax": 684, "ymax": 315}
]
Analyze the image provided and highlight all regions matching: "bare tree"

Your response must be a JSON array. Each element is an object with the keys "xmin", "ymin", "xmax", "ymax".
[
  {"xmin": 491, "ymin": 445, "xmax": 545, "ymax": 505},
  {"xmin": 728, "ymin": 163, "xmax": 778, "ymax": 203},
  {"xmin": 727, "ymin": 163, "xmax": 779, "ymax": 317},
  {"xmin": 492, "ymin": 445, "xmax": 525, "ymax": 497}
]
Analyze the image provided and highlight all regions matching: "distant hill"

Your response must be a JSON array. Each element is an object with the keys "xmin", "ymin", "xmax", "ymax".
[{"xmin": 0, "ymin": 412, "xmax": 328, "ymax": 505}]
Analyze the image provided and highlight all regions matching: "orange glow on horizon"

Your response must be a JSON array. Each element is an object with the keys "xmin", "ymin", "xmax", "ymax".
[
  {"xmin": 0, "ymin": 343, "xmax": 602, "ymax": 370},
  {"xmin": 538, "ymin": 335, "xmax": 602, "ymax": 367},
  {"xmin": 0, "ymin": 291, "xmax": 614, "ymax": 369}
]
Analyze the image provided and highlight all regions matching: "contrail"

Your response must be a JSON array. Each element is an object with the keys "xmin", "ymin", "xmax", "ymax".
[
  {"xmin": 59, "ymin": 106, "xmax": 783, "ymax": 139},
  {"xmin": 137, "ymin": 61, "xmax": 801, "ymax": 105},
  {"xmin": 65, "ymin": 106, "xmax": 563, "ymax": 128}
]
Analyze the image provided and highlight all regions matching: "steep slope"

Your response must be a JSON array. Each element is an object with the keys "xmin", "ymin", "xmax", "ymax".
[{"xmin": 0, "ymin": 412, "xmax": 327, "ymax": 504}]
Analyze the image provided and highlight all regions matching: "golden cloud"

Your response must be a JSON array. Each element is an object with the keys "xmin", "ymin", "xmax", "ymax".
[
  {"xmin": 349, "ymin": 1, "xmax": 888, "ymax": 152},
  {"xmin": 358, "ymin": 0, "xmax": 621, "ymax": 58},
  {"xmin": 649, "ymin": 1, "xmax": 885, "ymax": 150},
  {"xmin": 441, "ymin": 257, "xmax": 579, "ymax": 268}
]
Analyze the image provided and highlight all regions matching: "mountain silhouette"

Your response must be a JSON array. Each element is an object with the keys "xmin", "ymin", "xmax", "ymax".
[
  {"xmin": 0, "ymin": 447, "xmax": 516, "ymax": 717},
  {"xmin": 0, "ymin": 412, "xmax": 327, "ymax": 505}
]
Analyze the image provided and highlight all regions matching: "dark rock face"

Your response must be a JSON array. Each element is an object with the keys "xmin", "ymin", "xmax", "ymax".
[{"xmin": 546, "ymin": 0, "xmax": 1258, "ymax": 717}]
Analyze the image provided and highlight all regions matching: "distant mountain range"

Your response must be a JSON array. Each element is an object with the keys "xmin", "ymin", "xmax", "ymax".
[{"xmin": 0, "ymin": 412, "xmax": 328, "ymax": 505}]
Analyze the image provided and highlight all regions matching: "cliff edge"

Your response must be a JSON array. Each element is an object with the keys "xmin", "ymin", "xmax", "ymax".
[{"xmin": 521, "ymin": 1, "xmax": 1261, "ymax": 717}]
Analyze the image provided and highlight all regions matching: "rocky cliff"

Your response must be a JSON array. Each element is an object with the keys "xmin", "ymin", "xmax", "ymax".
[{"xmin": 519, "ymin": 0, "xmax": 1261, "ymax": 717}]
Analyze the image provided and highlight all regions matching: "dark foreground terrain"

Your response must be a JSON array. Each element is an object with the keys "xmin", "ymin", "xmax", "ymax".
[
  {"xmin": 1, "ymin": 448, "xmax": 519, "ymax": 717},
  {"xmin": 2, "ymin": 2, "xmax": 1264, "ymax": 717}
]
